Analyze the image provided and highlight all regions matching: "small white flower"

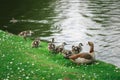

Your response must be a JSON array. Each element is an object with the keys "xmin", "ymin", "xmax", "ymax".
[
  {"xmin": 19, "ymin": 70, "xmax": 22, "ymax": 73},
  {"xmin": 101, "ymin": 71, "xmax": 103, "ymax": 73},
  {"xmin": 88, "ymin": 76, "xmax": 91, "ymax": 78},
  {"xmin": 18, "ymin": 76, "xmax": 21, "ymax": 79},
  {"xmin": 32, "ymin": 63, "xmax": 34, "ymax": 66},
  {"xmin": 7, "ymin": 73, "xmax": 10, "ymax": 76},
  {"xmin": 7, "ymin": 76, "xmax": 9, "ymax": 79},
  {"xmin": 23, "ymin": 74, "xmax": 25, "ymax": 76},
  {"xmin": 116, "ymin": 70, "xmax": 119, "ymax": 72},
  {"xmin": 22, "ymin": 68, "xmax": 24, "ymax": 71},
  {"xmin": 10, "ymin": 62, "xmax": 13, "ymax": 64},
  {"xmin": 71, "ymin": 67, "xmax": 74, "ymax": 69},
  {"xmin": 50, "ymin": 67, "xmax": 53, "ymax": 70},
  {"xmin": 27, "ymin": 62, "xmax": 30, "ymax": 64},
  {"xmin": 2, "ymin": 54, "xmax": 5, "ymax": 57},
  {"xmin": 26, "ymin": 76, "xmax": 29, "ymax": 79},
  {"xmin": 19, "ymin": 62, "xmax": 22, "ymax": 65},
  {"xmin": 18, "ymin": 67, "xmax": 20, "ymax": 70},
  {"xmin": 12, "ymin": 58, "xmax": 14, "ymax": 61},
  {"xmin": 42, "ymin": 77, "xmax": 45, "ymax": 79},
  {"xmin": 9, "ymin": 68, "xmax": 12, "ymax": 70},
  {"xmin": 52, "ymin": 73, "xmax": 54, "ymax": 75},
  {"xmin": 82, "ymin": 75, "xmax": 85, "ymax": 77},
  {"xmin": 115, "ymin": 67, "xmax": 118, "ymax": 69},
  {"xmin": 31, "ymin": 71, "xmax": 34, "ymax": 74},
  {"xmin": 10, "ymin": 75, "xmax": 13, "ymax": 77},
  {"xmin": 4, "ymin": 78, "xmax": 9, "ymax": 80}
]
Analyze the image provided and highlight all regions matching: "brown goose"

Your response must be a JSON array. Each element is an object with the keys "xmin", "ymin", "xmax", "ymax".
[{"xmin": 65, "ymin": 41, "xmax": 95, "ymax": 64}]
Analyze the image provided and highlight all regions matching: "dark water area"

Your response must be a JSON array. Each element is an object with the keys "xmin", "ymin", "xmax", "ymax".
[{"xmin": 0, "ymin": 0, "xmax": 120, "ymax": 67}]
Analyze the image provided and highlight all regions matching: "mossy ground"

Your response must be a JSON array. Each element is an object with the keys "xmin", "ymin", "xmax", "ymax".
[{"xmin": 0, "ymin": 30, "xmax": 120, "ymax": 80}]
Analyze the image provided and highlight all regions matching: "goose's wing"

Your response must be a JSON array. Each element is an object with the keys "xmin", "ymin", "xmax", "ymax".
[{"xmin": 69, "ymin": 53, "xmax": 93, "ymax": 60}]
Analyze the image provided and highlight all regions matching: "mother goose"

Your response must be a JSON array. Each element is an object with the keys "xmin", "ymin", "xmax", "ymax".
[{"xmin": 65, "ymin": 41, "xmax": 95, "ymax": 64}]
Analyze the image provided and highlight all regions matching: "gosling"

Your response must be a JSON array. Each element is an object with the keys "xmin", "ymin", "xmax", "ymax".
[
  {"xmin": 31, "ymin": 38, "xmax": 41, "ymax": 48},
  {"xmin": 72, "ymin": 43, "xmax": 83, "ymax": 54},
  {"xmin": 48, "ymin": 38, "xmax": 56, "ymax": 53},
  {"xmin": 55, "ymin": 42, "xmax": 67, "ymax": 53},
  {"xmin": 18, "ymin": 30, "xmax": 34, "ymax": 40}
]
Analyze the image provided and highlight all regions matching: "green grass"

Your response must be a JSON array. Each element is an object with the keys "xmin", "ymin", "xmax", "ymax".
[{"xmin": 0, "ymin": 30, "xmax": 120, "ymax": 80}]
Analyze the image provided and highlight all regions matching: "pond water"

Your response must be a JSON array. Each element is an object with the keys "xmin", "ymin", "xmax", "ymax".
[{"xmin": 0, "ymin": 0, "xmax": 120, "ymax": 67}]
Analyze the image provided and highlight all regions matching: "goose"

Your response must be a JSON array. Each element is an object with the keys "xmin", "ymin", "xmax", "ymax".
[
  {"xmin": 65, "ymin": 41, "xmax": 95, "ymax": 65},
  {"xmin": 31, "ymin": 38, "xmax": 41, "ymax": 48},
  {"xmin": 48, "ymin": 38, "xmax": 56, "ymax": 53},
  {"xmin": 18, "ymin": 30, "xmax": 34, "ymax": 40},
  {"xmin": 55, "ymin": 42, "xmax": 67, "ymax": 53},
  {"xmin": 72, "ymin": 43, "xmax": 83, "ymax": 54}
]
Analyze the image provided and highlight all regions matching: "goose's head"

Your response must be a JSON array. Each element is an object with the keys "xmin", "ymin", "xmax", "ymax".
[
  {"xmin": 35, "ymin": 37, "xmax": 41, "ymax": 41},
  {"xmin": 88, "ymin": 41, "xmax": 94, "ymax": 46},
  {"xmin": 29, "ymin": 30, "xmax": 34, "ymax": 34},
  {"xmin": 79, "ymin": 43, "xmax": 83, "ymax": 46},
  {"xmin": 62, "ymin": 42, "xmax": 67, "ymax": 45}
]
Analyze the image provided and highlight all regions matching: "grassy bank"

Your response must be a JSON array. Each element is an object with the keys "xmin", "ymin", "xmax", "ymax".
[{"xmin": 0, "ymin": 30, "xmax": 120, "ymax": 80}]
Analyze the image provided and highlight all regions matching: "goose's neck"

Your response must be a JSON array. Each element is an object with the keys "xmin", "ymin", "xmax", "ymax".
[
  {"xmin": 61, "ymin": 44, "xmax": 65, "ymax": 48},
  {"xmin": 51, "ymin": 38, "xmax": 54, "ymax": 43},
  {"xmin": 89, "ymin": 45, "xmax": 94, "ymax": 53}
]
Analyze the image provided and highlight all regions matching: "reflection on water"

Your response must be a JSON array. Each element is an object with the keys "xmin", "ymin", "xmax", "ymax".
[{"xmin": 0, "ymin": 0, "xmax": 120, "ymax": 67}]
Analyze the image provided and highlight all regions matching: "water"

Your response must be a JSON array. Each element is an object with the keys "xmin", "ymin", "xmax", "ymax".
[{"xmin": 0, "ymin": 0, "xmax": 120, "ymax": 67}]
